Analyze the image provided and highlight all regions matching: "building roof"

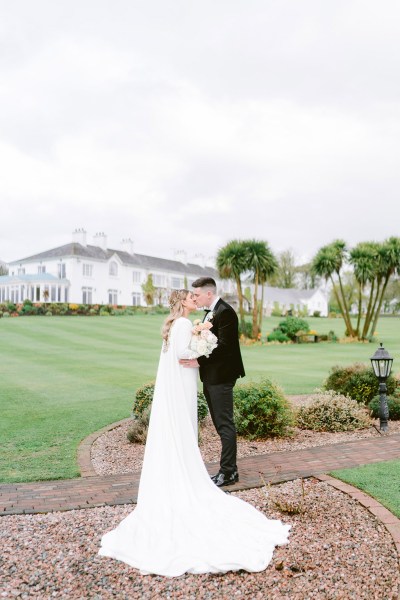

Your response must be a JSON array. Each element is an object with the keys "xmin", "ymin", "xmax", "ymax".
[{"xmin": 9, "ymin": 243, "xmax": 217, "ymax": 277}]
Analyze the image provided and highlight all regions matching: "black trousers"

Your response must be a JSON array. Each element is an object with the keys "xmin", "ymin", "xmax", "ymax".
[{"xmin": 203, "ymin": 380, "xmax": 237, "ymax": 475}]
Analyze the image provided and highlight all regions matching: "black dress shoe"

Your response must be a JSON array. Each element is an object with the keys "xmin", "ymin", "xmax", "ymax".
[
  {"xmin": 210, "ymin": 471, "xmax": 222, "ymax": 483},
  {"xmin": 214, "ymin": 471, "xmax": 239, "ymax": 487}
]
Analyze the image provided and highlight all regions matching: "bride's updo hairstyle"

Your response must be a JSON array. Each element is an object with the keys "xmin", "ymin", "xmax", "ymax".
[{"xmin": 162, "ymin": 289, "xmax": 189, "ymax": 350}]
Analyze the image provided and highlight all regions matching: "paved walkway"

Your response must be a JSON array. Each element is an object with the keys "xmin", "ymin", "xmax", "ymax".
[{"xmin": 1, "ymin": 433, "xmax": 399, "ymax": 517}]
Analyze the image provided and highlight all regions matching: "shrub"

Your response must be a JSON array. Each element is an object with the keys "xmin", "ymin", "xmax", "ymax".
[
  {"xmin": 234, "ymin": 379, "xmax": 294, "ymax": 439},
  {"xmin": 277, "ymin": 316, "xmax": 310, "ymax": 341},
  {"xmin": 324, "ymin": 363, "xmax": 398, "ymax": 405},
  {"xmin": 197, "ymin": 390, "xmax": 209, "ymax": 422},
  {"xmin": 127, "ymin": 406, "xmax": 151, "ymax": 444},
  {"xmin": 45, "ymin": 310, "xmax": 53, "ymax": 316},
  {"xmin": 239, "ymin": 320, "xmax": 253, "ymax": 338},
  {"xmin": 296, "ymin": 391, "xmax": 371, "ymax": 432},
  {"xmin": 313, "ymin": 310, "xmax": 321, "ymax": 317},
  {"xmin": 267, "ymin": 330, "xmax": 290, "ymax": 343},
  {"xmin": 368, "ymin": 394, "xmax": 400, "ymax": 421},
  {"xmin": 132, "ymin": 381, "xmax": 209, "ymax": 422},
  {"xmin": 2, "ymin": 312, "xmax": 10, "ymax": 318}
]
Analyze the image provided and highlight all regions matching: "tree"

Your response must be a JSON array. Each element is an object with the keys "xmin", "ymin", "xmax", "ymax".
[
  {"xmin": 42, "ymin": 289, "xmax": 50, "ymax": 303},
  {"xmin": 216, "ymin": 240, "xmax": 248, "ymax": 331},
  {"xmin": 269, "ymin": 250, "xmax": 297, "ymax": 288},
  {"xmin": 368, "ymin": 237, "xmax": 400, "ymax": 336},
  {"xmin": 312, "ymin": 240, "xmax": 356, "ymax": 337},
  {"xmin": 295, "ymin": 262, "xmax": 320, "ymax": 289},
  {"xmin": 313, "ymin": 237, "xmax": 400, "ymax": 340},
  {"xmin": 349, "ymin": 242, "xmax": 379, "ymax": 338},
  {"xmin": 243, "ymin": 240, "xmax": 278, "ymax": 338},
  {"xmin": 141, "ymin": 274, "xmax": 156, "ymax": 306}
]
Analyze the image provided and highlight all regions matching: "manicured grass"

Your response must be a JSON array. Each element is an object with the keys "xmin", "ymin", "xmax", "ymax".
[
  {"xmin": 331, "ymin": 460, "xmax": 400, "ymax": 518},
  {"xmin": 1, "ymin": 314, "xmax": 399, "ymax": 483}
]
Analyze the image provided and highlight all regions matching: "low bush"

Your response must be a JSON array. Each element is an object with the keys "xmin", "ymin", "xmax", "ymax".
[
  {"xmin": 368, "ymin": 394, "xmax": 400, "ymax": 421},
  {"xmin": 239, "ymin": 321, "xmax": 253, "ymax": 339},
  {"xmin": 277, "ymin": 316, "xmax": 310, "ymax": 341},
  {"xmin": 132, "ymin": 381, "xmax": 209, "ymax": 423},
  {"xmin": 267, "ymin": 330, "xmax": 290, "ymax": 343},
  {"xmin": 127, "ymin": 406, "xmax": 151, "ymax": 444},
  {"xmin": 324, "ymin": 363, "xmax": 398, "ymax": 405},
  {"xmin": 234, "ymin": 379, "xmax": 294, "ymax": 439},
  {"xmin": 296, "ymin": 391, "xmax": 371, "ymax": 432}
]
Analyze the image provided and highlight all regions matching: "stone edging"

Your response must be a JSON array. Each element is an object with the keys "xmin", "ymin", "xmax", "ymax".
[
  {"xmin": 76, "ymin": 395, "xmax": 310, "ymax": 477},
  {"xmin": 77, "ymin": 417, "xmax": 132, "ymax": 477},
  {"xmin": 315, "ymin": 474, "xmax": 400, "ymax": 560}
]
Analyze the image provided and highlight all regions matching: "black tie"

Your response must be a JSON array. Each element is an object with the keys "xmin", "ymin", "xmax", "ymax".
[{"xmin": 202, "ymin": 309, "xmax": 211, "ymax": 322}]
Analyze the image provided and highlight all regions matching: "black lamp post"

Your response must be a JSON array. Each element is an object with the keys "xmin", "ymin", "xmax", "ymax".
[{"xmin": 370, "ymin": 343, "xmax": 394, "ymax": 432}]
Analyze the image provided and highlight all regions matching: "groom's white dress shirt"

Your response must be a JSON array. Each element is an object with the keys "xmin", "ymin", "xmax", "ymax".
[{"xmin": 204, "ymin": 296, "xmax": 220, "ymax": 321}]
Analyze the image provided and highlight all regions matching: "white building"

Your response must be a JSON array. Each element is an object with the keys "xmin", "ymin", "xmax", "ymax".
[
  {"xmin": 0, "ymin": 229, "xmax": 229, "ymax": 306},
  {"xmin": 261, "ymin": 285, "xmax": 329, "ymax": 317}
]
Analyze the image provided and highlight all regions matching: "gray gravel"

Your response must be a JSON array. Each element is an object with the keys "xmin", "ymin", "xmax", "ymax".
[
  {"xmin": 91, "ymin": 414, "xmax": 400, "ymax": 476},
  {"xmin": 1, "ymin": 480, "xmax": 398, "ymax": 599}
]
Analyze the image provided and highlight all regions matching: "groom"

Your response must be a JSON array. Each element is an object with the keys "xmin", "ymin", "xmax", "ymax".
[{"xmin": 180, "ymin": 277, "xmax": 245, "ymax": 487}]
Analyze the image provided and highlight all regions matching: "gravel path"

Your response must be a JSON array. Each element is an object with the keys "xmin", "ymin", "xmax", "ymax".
[
  {"xmin": 1, "ymin": 479, "xmax": 399, "ymax": 599},
  {"xmin": 91, "ymin": 415, "xmax": 400, "ymax": 476}
]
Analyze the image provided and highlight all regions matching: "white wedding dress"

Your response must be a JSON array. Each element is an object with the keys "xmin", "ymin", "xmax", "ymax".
[{"xmin": 99, "ymin": 317, "xmax": 290, "ymax": 576}]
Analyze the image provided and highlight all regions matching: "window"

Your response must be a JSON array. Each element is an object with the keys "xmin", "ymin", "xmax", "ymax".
[
  {"xmin": 153, "ymin": 274, "xmax": 166, "ymax": 287},
  {"xmin": 109, "ymin": 261, "xmax": 118, "ymax": 276},
  {"xmin": 108, "ymin": 289, "xmax": 118, "ymax": 304},
  {"xmin": 83, "ymin": 264, "xmax": 93, "ymax": 277},
  {"xmin": 51, "ymin": 286, "xmax": 56, "ymax": 302},
  {"xmin": 82, "ymin": 287, "xmax": 93, "ymax": 304},
  {"xmin": 38, "ymin": 266, "xmax": 46, "ymax": 274},
  {"xmin": 171, "ymin": 277, "xmax": 182, "ymax": 289},
  {"xmin": 17, "ymin": 268, "xmax": 25, "ymax": 275},
  {"xmin": 58, "ymin": 263, "xmax": 66, "ymax": 278},
  {"xmin": 132, "ymin": 292, "xmax": 141, "ymax": 306},
  {"xmin": 132, "ymin": 271, "xmax": 141, "ymax": 283}
]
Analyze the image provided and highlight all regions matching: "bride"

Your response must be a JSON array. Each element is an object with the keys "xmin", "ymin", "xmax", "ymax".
[{"xmin": 99, "ymin": 289, "xmax": 290, "ymax": 577}]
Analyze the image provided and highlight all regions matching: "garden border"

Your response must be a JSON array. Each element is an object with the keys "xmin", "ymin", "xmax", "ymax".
[{"xmin": 77, "ymin": 417, "xmax": 132, "ymax": 477}]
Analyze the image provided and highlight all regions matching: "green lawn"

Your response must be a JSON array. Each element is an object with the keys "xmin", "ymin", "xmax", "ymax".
[
  {"xmin": 1, "ymin": 314, "xmax": 399, "ymax": 484},
  {"xmin": 331, "ymin": 460, "xmax": 400, "ymax": 518}
]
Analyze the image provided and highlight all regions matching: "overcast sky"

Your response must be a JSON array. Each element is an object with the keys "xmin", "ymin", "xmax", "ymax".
[{"xmin": 1, "ymin": 1, "xmax": 399, "ymax": 266}]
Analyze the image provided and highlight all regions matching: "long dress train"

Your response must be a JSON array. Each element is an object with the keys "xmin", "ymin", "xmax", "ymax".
[{"xmin": 99, "ymin": 317, "xmax": 290, "ymax": 576}]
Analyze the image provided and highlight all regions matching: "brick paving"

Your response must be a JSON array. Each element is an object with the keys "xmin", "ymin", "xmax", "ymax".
[{"xmin": 1, "ymin": 432, "xmax": 399, "ymax": 516}]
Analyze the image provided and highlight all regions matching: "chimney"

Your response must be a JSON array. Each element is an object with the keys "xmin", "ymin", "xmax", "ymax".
[
  {"xmin": 174, "ymin": 249, "xmax": 187, "ymax": 265},
  {"xmin": 193, "ymin": 253, "xmax": 206, "ymax": 268},
  {"xmin": 72, "ymin": 228, "xmax": 87, "ymax": 246},
  {"xmin": 121, "ymin": 238, "xmax": 134, "ymax": 255},
  {"xmin": 93, "ymin": 232, "xmax": 108, "ymax": 251}
]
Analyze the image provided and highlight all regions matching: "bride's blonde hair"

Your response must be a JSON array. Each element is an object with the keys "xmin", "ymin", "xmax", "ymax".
[{"xmin": 162, "ymin": 289, "xmax": 190, "ymax": 349}]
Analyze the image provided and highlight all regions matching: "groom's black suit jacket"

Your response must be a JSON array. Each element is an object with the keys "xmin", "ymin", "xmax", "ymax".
[{"xmin": 197, "ymin": 298, "xmax": 245, "ymax": 384}]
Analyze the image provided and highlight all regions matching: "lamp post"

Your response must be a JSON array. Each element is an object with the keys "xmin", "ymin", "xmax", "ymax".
[{"xmin": 370, "ymin": 343, "xmax": 394, "ymax": 432}]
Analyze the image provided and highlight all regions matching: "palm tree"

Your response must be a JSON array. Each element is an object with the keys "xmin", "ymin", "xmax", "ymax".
[
  {"xmin": 243, "ymin": 240, "xmax": 278, "ymax": 339},
  {"xmin": 312, "ymin": 240, "xmax": 356, "ymax": 337},
  {"xmin": 349, "ymin": 242, "xmax": 378, "ymax": 338},
  {"xmin": 216, "ymin": 240, "xmax": 248, "ymax": 330},
  {"xmin": 369, "ymin": 237, "xmax": 400, "ymax": 336}
]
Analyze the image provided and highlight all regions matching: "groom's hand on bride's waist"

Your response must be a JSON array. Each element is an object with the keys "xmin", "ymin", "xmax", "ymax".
[{"xmin": 179, "ymin": 359, "xmax": 199, "ymax": 368}]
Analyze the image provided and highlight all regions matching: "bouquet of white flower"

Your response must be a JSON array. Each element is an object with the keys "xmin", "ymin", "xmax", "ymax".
[{"xmin": 187, "ymin": 319, "xmax": 218, "ymax": 358}]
